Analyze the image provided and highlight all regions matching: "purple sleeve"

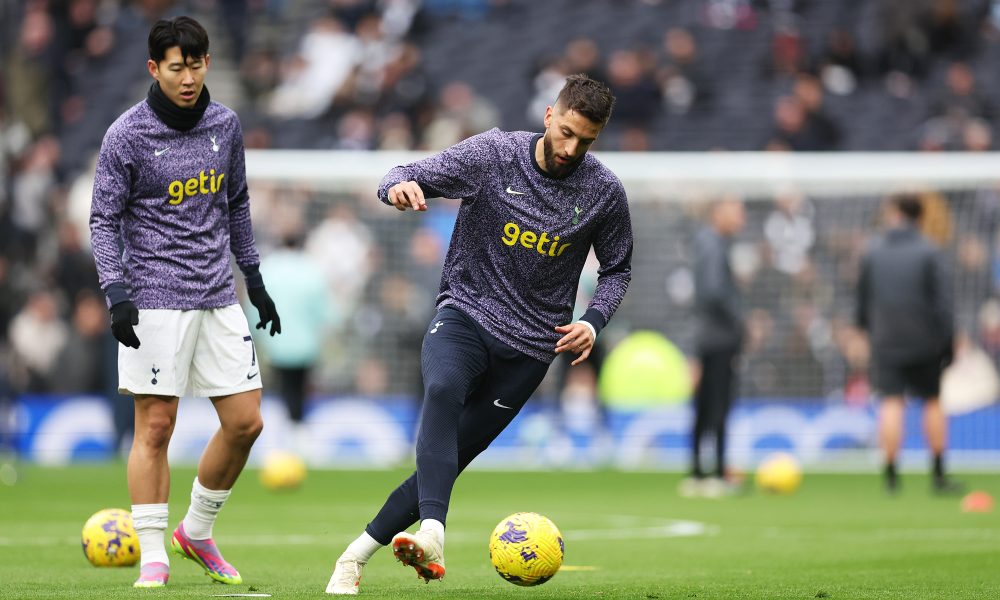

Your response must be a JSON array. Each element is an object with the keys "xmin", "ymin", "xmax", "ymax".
[
  {"xmin": 89, "ymin": 129, "xmax": 131, "ymax": 297},
  {"xmin": 226, "ymin": 117, "xmax": 260, "ymax": 270},
  {"xmin": 377, "ymin": 129, "xmax": 498, "ymax": 203},
  {"xmin": 587, "ymin": 182, "xmax": 633, "ymax": 326}
]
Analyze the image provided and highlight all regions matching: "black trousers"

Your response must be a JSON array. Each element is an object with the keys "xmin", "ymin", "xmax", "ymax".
[
  {"xmin": 691, "ymin": 349, "xmax": 739, "ymax": 478},
  {"xmin": 274, "ymin": 366, "xmax": 309, "ymax": 423},
  {"xmin": 365, "ymin": 306, "xmax": 550, "ymax": 543}
]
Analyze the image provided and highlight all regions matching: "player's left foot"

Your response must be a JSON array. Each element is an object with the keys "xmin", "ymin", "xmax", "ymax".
[
  {"xmin": 392, "ymin": 530, "xmax": 445, "ymax": 583},
  {"xmin": 170, "ymin": 522, "xmax": 243, "ymax": 584},
  {"xmin": 326, "ymin": 551, "xmax": 366, "ymax": 595},
  {"xmin": 932, "ymin": 476, "xmax": 965, "ymax": 496}
]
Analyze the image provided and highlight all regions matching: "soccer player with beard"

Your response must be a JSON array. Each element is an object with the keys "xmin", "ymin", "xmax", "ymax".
[
  {"xmin": 90, "ymin": 16, "xmax": 280, "ymax": 588},
  {"xmin": 326, "ymin": 74, "xmax": 633, "ymax": 595}
]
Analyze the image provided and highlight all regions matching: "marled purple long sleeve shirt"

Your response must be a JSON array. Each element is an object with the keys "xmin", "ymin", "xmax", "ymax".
[
  {"xmin": 90, "ymin": 100, "xmax": 259, "ymax": 309},
  {"xmin": 379, "ymin": 128, "xmax": 633, "ymax": 363}
]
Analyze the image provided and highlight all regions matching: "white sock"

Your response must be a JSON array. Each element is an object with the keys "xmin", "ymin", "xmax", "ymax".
[
  {"xmin": 132, "ymin": 503, "xmax": 169, "ymax": 567},
  {"xmin": 182, "ymin": 477, "xmax": 231, "ymax": 540},
  {"xmin": 420, "ymin": 518, "xmax": 445, "ymax": 546},
  {"xmin": 344, "ymin": 531, "xmax": 383, "ymax": 562}
]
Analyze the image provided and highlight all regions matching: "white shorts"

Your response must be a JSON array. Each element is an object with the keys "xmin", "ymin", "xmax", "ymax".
[{"xmin": 118, "ymin": 305, "xmax": 263, "ymax": 398}]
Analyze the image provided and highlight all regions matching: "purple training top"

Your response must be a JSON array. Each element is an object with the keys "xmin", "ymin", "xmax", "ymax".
[
  {"xmin": 90, "ymin": 100, "xmax": 258, "ymax": 309},
  {"xmin": 379, "ymin": 128, "xmax": 633, "ymax": 363}
]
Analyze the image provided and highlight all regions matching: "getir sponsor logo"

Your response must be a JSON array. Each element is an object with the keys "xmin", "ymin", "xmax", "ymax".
[
  {"xmin": 167, "ymin": 169, "xmax": 225, "ymax": 205},
  {"xmin": 501, "ymin": 222, "xmax": 571, "ymax": 256}
]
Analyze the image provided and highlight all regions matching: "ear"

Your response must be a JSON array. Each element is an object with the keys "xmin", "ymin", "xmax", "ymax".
[
  {"xmin": 204, "ymin": 54, "xmax": 211, "ymax": 70},
  {"xmin": 147, "ymin": 59, "xmax": 158, "ymax": 80},
  {"xmin": 543, "ymin": 105, "xmax": 553, "ymax": 129}
]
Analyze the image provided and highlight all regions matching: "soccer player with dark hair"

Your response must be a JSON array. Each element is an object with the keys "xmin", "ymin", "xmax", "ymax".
[
  {"xmin": 856, "ymin": 193, "xmax": 961, "ymax": 495},
  {"xmin": 326, "ymin": 74, "xmax": 632, "ymax": 595},
  {"xmin": 90, "ymin": 16, "xmax": 280, "ymax": 588}
]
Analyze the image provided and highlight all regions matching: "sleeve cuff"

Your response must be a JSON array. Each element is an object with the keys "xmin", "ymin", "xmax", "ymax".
[
  {"xmin": 578, "ymin": 307, "xmax": 607, "ymax": 340},
  {"xmin": 104, "ymin": 282, "xmax": 131, "ymax": 308},
  {"xmin": 240, "ymin": 263, "xmax": 265, "ymax": 289}
]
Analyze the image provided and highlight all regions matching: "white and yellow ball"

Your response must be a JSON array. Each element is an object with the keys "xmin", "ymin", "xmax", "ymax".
[
  {"xmin": 755, "ymin": 452, "xmax": 803, "ymax": 495},
  {"xmin": 81, "ymin": 508, "xmax": 140, "ymax": 567},
  {"xmin": 488, "ymin": 512, "xmax": 564, "ymax": 586},
  {"xmin": 259, "ymin": 450, "xmax": 307, "ymax": 491}
]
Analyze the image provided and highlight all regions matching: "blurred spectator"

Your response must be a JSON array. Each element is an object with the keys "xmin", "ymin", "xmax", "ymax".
[
  {"xmin": 764, "ymin": 191, "xmax": 816, "ymax": 275},
  {"xmin": 51, "ymin": 289, "xmax": 108, "ymax": 394},
  {"xmin": 792, "ymin": 73, "xmax": 841, "ymax": 150},
  {"xmin": 817, "ymin": 28, "xmax": 864, "ymax": 96},
  {"xmin": 8, "ymin": 290, "xmax": 68, "ymax": 393},
  {"xmin": 9, "ymin": 136, "xmax": 60, "ymax": 262},
  {"xmin": 52, "ymin": 221, "xmax": 99, "ymax": 305},
  {"xmin": 267, "ymin": 16, "xmax": 360, "ymax": 119},
  {"xmin": 306, "ymin": 203, "xmax": 375, "ymax": 313},
  {"xmin": 767, "ymin": 95, "xmax": 836, "ymax": 151},
  {"xmin": 658, "ymin": 27, "xmax": 711, "ymax": 115},
  {"xmin": 929, "ymin": 61, "xmax": 993, "ymax": 125},
  {"xmin": 606, "ymin": 48, "xmax": 661, "ymax": 127},
  {"xmin": 422, "ymin": 81, "xmax": 500, "ymax": 149},
  {"xmin": 6, "ymin": 5, "xmax": 56, "ymax": 137}
]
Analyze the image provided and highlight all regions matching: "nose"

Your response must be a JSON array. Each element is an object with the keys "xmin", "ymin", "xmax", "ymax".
[
  {"xmin": 182, "ymin": 69, "xmax": 195, "ymax": 85},
  {"xmin": 565, "ymin": 139, "xmax": 579, "ymax": 158}
]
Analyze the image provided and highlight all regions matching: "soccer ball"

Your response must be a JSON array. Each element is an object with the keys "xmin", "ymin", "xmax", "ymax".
[
  {"xmin": 488, "ymin": 512, "xmax": 564, "ymax": 586},
  {"xmin": 755, "ymin": 452, "xmax": 803, "ymax": 495},
  {"xmin": 81, "ymin": 508, "xmax": 140, "ymax": 567},
  {"xmin": 259, "ymin": 450, "xmax": 307, "ymax": 490}
]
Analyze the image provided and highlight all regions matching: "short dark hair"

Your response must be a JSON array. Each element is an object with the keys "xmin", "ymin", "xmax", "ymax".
[
  {"xmin": 148, "ymin": 16, "xmax": 209, "ymax": 63},
  {"xmin": 555, "ymin": 74, "xmax": 615, "ymax": 125},
  {"xmin": 891, "ymin": 193, "xmax": 923, "ymax": 222}
]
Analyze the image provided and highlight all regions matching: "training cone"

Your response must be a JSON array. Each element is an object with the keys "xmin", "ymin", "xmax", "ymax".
[{"xmin": 960, "ymin": 491, "xmax": 994, "ymax": 513}]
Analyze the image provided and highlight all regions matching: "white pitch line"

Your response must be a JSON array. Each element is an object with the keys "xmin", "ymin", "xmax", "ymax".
[{"xmin": 0, "ymin": 519, "xmax": 713, "ymax": 548}]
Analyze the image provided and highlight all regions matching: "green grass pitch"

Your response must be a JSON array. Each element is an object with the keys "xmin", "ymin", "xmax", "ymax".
[{"xmin": 1, "ymin": 465, "xmax": 998, "ymax": 599}]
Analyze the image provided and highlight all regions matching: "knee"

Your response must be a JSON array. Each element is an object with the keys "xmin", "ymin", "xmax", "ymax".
[
  {"xmin": 225, "ymin": 414, "xmax": 264, "ymax": 446},
  {"xmin": 139, "ymin": 415, "xmax": 174, "ymax": 451}
]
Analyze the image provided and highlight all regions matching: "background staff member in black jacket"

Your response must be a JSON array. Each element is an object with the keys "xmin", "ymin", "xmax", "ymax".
[
  {"xmin": 857, "ymin": 194, "xmax": 961, "ymax": 495},
  {"xmin": 682, "ymin": 196, "xmax": 746, "ymax": 498}
]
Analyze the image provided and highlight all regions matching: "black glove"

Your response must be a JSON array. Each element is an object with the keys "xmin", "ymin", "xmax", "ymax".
[
  {"xmin": 248, "ymin": 286, "xmax": 281, "ymax": 336},
  {"xmin": 110, "ymin": 300, "xmax": 141, "ymax": 349}
]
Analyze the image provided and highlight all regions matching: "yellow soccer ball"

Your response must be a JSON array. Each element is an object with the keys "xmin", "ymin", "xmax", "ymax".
[
  {"xmin": 259, "ymin": 450, "xmax": 307, "ymax": 491},
  {"xmin": 755, "ymin": 452, "xmax": 803, "ymax": 495},
  {"xmin": 489, "ymin": 512, "xmax": 564, "ymax": 586},
  {"xmin": 81, "ymin": 508, "xmax": 140, "ymax": 567}
]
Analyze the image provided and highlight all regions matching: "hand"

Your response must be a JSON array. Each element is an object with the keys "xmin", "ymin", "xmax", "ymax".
[
  {"xmin": 110, "ymin": 300, "xmax": 141, "ymax": 349},
  {"xmin": 554, "ymin": 322, "xmax": 595, "ymax": 366},
  {"xmin": 248, "ymin": 286, "xmax": 281, "ymax": 336},
  {"xmin": 387, "ymin": 181, "xmax": 427, "ymax": 212}
]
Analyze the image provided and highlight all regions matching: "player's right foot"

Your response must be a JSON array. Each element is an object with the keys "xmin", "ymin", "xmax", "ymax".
[
  {"xmin": 170, "ymin": 523, "xmax": 243, "ymax": 584},
  {"xmin": 391, "ymin": 530, "xmax": 445, "ymax": 583},
  {"xmin": 325, "ymin": 552, "xmax": 366, "ymax": 595},
  {"xmin": 133, "ymin": 562, "xmax": 169, "ymax": 588}
]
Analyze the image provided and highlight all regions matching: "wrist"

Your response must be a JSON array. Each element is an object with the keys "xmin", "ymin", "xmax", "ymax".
[{"xmin": 240, "ymin": 263, "xmax": 265, "ymax": 289}]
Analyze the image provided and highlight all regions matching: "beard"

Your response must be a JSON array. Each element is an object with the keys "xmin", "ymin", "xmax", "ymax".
[{"xmin": 542, "ymin": 133, "xmax": 578, "ymax": 178}]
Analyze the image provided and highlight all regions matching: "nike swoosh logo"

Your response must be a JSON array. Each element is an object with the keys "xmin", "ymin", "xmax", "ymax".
[
  {"xmin": 505, "ymin": 186, "xmax": 525, "ymax": 195},
  {"xmin": 493, "ymin": 398, "xmax": 513, "ymax": 409},
  {"xmin": 154, "ymin": 147, "xmax": 170, "ymax": 156},
  {"xmin": 247, "ymin": 371, "xmax": 258, "ymax": 380}
]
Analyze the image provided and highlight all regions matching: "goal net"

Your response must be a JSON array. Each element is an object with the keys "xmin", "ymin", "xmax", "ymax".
[{"xmin": 243, "ymin": 150, "xmax": 1000, "ymax": 469}]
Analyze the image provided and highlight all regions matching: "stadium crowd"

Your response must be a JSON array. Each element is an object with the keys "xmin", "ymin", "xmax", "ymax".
[{"xmin": 3, "ymin": 0, "xmax": 1000, "ymax": 415}]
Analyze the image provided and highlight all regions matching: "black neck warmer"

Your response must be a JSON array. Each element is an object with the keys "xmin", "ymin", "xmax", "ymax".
[{"xmin": 146, "ymin": 82, "xmax": 210, "ymax": 131}]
